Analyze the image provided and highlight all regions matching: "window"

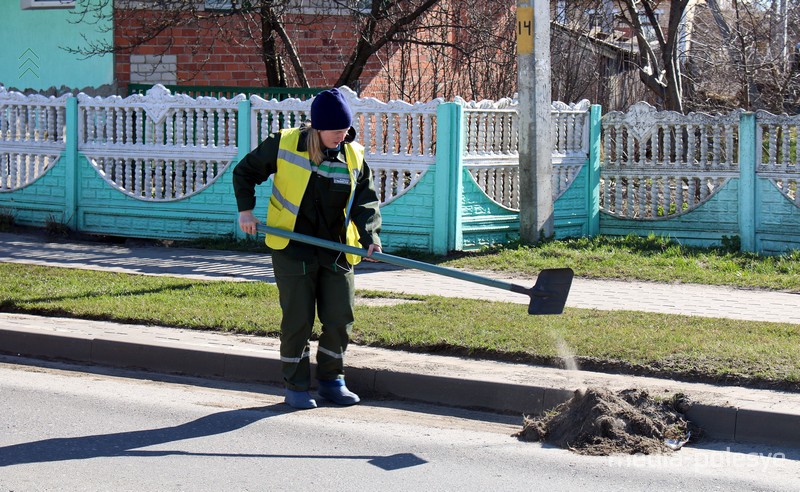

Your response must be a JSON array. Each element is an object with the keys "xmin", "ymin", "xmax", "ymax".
[
  {"xmin": 555, "ymin": 0, "xmax": 567, "ymax": 24},
  {"xmin": 201, "ymin": 1, "xmax": 371, "ymax": 14},
  {"xmin": 610, "ymin": 7, "xmax": 662, "ymax": 42},
  {"xmin": 286, "ymin": 0, "xmax": 371, "ymax": 15},
  {"xmin": 20, "ymin": 0, "xmax": 75, "ymax": 8},
  {"xmin": 204, "ymin": 0, "xmax": 234, "ymax": 10},
  {"xmin": 639, "ymin": 10, "xmax": 662, "ymax": 42}
]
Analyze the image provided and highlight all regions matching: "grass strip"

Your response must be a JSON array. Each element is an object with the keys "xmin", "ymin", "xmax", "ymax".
[
  {"xmin": 435, "ymin": 235, "xmax": 800, "ymax": 292},
  {"xmin": 180, "ymin": 234, "xmax": 800, "ymax": 291},
  {"xmin": 1, "ymin": 263, "xmax": 798, "ymax": 389}
]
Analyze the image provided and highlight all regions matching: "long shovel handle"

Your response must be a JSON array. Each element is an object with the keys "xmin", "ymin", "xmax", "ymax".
[
  {"xmin": 256, "ymin": 224, "xmax": 573, "ymax": 314},
  {"xmin": 258, "ymin": 224, "xmax": 514, "ymax": 289}
]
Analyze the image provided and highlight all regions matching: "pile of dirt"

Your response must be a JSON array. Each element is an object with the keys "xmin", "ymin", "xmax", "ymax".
[{"xmin": 515, "ymin": 387, "xmax": 696, "ymax": 456}]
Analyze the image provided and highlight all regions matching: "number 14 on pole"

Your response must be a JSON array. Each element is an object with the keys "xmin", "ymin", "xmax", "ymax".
[{"xmin": 516, "ymin": 1, "xmax": 534, "ymax": 55}]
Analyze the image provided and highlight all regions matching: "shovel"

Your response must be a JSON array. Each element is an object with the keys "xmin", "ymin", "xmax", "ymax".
[{"xmin": 256, "ymin": 224, "xmax": 573, "ymax": 315}]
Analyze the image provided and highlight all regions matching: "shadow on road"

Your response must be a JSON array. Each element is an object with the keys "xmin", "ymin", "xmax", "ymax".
[{"xmin": 0, "ymin": 403, "xmax": 427, "ymax": 471}]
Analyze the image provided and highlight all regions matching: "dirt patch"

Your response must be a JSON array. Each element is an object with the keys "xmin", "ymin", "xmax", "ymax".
[{"xmin": 515, "ymin": 387, "xmax": 696, "ymax": 456}]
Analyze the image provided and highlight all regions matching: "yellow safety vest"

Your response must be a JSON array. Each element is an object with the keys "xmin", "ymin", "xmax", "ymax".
[{"xmin": 266, "ymin": 127, "xmax": 366, "ymax": 265}]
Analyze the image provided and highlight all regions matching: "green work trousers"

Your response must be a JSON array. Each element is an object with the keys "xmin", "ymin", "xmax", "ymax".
[{"xmin": 272, "ymin": 249, "xmax": 355, "ymax": 391}]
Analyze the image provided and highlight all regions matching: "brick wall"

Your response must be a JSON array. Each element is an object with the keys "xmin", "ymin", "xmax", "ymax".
[
  {"xmin": 113, "ymin": 8, "xmax": 389, "ymax": 95},
  {"xmin": 111, "ymin": 5, "xmax": 491, "ymax": 100}
]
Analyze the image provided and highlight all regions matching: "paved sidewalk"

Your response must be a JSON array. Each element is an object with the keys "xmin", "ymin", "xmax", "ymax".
[
  {"xmin": 1, "ymin": 232, "xmax": 798, "ymax": 323},
  {"xmin": 1, "ymin": 231, "xmax": 799, "ymax": 448}
]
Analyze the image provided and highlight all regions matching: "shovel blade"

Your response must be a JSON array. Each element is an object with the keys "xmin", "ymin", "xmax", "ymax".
[{"xmin": 528, "ymin": 267, "xmax": 574, "ymax": 315}]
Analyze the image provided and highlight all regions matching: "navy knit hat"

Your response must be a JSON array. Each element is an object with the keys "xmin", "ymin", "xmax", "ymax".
[{"xmin": 310, "ymin": 88, "xmax": 353, "ymax": 130}]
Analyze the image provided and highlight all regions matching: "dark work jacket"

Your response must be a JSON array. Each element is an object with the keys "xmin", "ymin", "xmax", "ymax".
[{"xmin": 232, "ymin": 126, "xmax": 382, "ymax": 268}]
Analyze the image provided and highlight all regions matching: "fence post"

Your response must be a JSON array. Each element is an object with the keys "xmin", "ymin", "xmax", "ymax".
[
  {"xmin": 64, "ymin": 96, "xmax": 79, "ymax": 231},
  {"xmin": 233, "ymin": 99, "xmax": 251, "ymax": 240},
  {"xmin": 433, "ymin": 102, "xmax": 464, "ymax": 254},
  {"xmin": 738, "ymin": 111, "xmax": 757, "ymax": 253},
  {"xmin": 587, "ymin": 104, "xmax": 602, "ymax": 237},
  {"xmin": 236, "ymin": 99, "xmax": 251, "ymax": 163}
]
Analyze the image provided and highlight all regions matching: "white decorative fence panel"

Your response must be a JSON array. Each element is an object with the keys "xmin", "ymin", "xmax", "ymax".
[
  {"xmin": 0, "ymin": 87, "xmax": 68, "ymax": 191},
  {"xmin": 250, "ymin": 95, "xmax": 308, "ymax": 142},
  {"xmin": 462, "ymin": 98, "xmax": 591, "ymax": 210},
  {"xmin": 78, "ymin": 85, "xmax": 244, "ymax": 201},
  {"xmin": 601, "ymin": 102, "xmax": 742, "ymax": 219},
  {"xmin": 467, "ymin": 162, "xmax": 520, "ymax": 209},
  {"xmin": 353, "ymin": 94, "xmax": 439, "ymax": 205},
  {"xmin": 551, "ymin": 100, "xmax": 593, "ymax": 200},
  {"xmin": 755, "ymin": 110, "xmax": 800, "ymax": 205},
  {"xmin": 250, "ymin": 88, "xmax": 440, "ymax": 205}
]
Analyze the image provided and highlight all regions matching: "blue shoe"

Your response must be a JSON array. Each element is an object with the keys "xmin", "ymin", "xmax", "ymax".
[
  {"xmin": 285, "ymin": 389, "xmax": 317, "ymax": 409},
  {"xmin": 318, "ymin": 379, "xmax": 360, "ymax": 406}
]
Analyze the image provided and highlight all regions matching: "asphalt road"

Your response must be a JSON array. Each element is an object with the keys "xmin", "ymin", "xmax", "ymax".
[{"xmin": 1, "ymin": 357, "xmax": 798, "ymax": 492}]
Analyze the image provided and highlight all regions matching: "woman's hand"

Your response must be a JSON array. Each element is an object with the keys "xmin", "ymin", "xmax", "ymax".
[
  {"xmin": 238, "ymin": 210, "xmax": 260, "ymax": 235},
  {"xmin": 365, "ymin": 243, "xmax": 382, "ymax": 261}
]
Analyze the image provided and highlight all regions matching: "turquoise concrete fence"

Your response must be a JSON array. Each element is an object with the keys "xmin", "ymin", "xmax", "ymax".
[
  {"xmin": 0, "ymin": 85, "xmax": 596, "ymax": 254},
  {"xmin": 1, "ymin": 85, "xmax": 798, "ymax": 255},
  {"xmin": 599, "ymin": 104, "xmax": 800, "ymax": 255}
]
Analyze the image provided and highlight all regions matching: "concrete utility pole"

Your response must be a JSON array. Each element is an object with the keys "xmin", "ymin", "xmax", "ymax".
[{"xmin": 517, "ymin": 0, "xmax": 553, "ymax": 244}]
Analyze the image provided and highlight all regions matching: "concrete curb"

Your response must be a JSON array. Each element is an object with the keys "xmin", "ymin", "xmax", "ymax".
[{"xmin": 3, "ymin": 322, "xmax": 800, "ymax": 448}]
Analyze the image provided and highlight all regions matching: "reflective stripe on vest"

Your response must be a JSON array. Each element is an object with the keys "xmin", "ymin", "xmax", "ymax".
[{"xmin": 266, "ymin": 128, "xmax": 366, "ymax": 265}]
